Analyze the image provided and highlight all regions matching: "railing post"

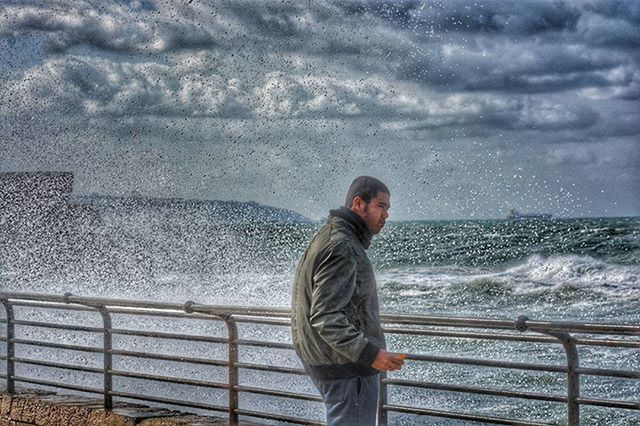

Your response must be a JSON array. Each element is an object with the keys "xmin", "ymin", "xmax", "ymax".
[
  {"xmin": 98, "ymin": 307, "xmax": 114, "ymax": 410},
  {"xmin": 184, "ymin": 301, "xmax": 239, "ymax": 424},
  {"xmin": 515, "ymin": 316, "xmax": 580, "ymax": 426},
  {"xmin": 1, "ymin": 299, "xmax": 15, "ymax": 393},
  {"xmin": 378, "ymin": 371, "xmax": 388, "ymax": 426},
  {"xmin": 224, "ymin": 315, "xmax": 239, "ymax": 425},
  {"xmin": 63, "ymin": 293, "xmax": 113, "ymax": 409},
  {"xmin": 548, "ymin": 331, "xmax": 580, "ymax": 426}
]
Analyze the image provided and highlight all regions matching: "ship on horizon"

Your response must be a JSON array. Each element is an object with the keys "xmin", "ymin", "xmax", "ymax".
[{"xmin": 506, "ymin": 209, "xmax": 553, "ymax": 219}]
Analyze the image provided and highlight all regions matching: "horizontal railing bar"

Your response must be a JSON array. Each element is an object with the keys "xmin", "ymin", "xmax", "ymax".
[
  {"xmin": 525, "ymin": 321, "xmax": 640, "ymax": 336},
  {"xmin": 385, "ymin": 327, "xmax": 640, "ymax": 348},
  {"xmin": 384, "ymin": 327, "xmax": 557, "ymax": 343},
  {"xmin": 12, "ymin": 321, "xmax": 262, "ymax": 355},
  {"xmin": 233, "ymin": 316, "xmax": 291, "ymax": 326},
  {"xmin": 236, "ymin": 313, "xmax": 640, "ymax": 337},
  {"xmin": 107, "ymin": 307, "xmax": 223, "ymax": 321},
  {"xmin": 0, "ymin": 293, "xmax": 187, "ymax": 311},
  {"xmin": 0, "ymin": 336, "xmax": 6, "ymax": 342},
  {"xmin": 13, "ymin": 319, "xmax": 103, "ymax": 333},
  {"xmin": 10, "ymin": 338, "xmax": 103, "ymax": 353},
  {"xmin": 111, "ymin": 328, "xmax": 228, "ymax": 344},
  {"xmin": 573, "ymin": 338, "xmax": 640, "ymax": 348},
  {"xmin": 406, "ymin": 353, "xmax": 567, "ymax": 373},
  {"xmin": 110, "ymin": 391, "xmax": 227, "ymax": 413},
  {"xmin": 383, "ymin": 404, "xmax": 553, "ymax": 426},
  {"xmin": 13, "ymin": 375, "xmax": 103, "ymax": 394},
  {"xmin": 110, "ymin": 369, "xmax": 229, "ymax": 390},
  {"xmin": 382, "ymin": 314, "xmax": 640, "ymax": 335},
  {"xmin": 235, "ymin": 408, "xmax": 325, "ymax": 426},
  {"xmin": 1, "ymin": 300, "xmax": 95, "ymax": 312},
  {"xmin": 3, "ymin": 292, "xmax": 638, "ymax": 335},
  {"xmin": 11, "ymin": 357, "xmax": 103, "ymax": 374},
  {"xmin": 576, "ymin": 366, "xmax": 640, "ymax": 379},
  {"xmin": 107, "ymin": 298, "xmax": 290, "ymax": 318},
  {"xmin": 189, "ymin": 304, "xmax": 291, "ymax": 318},
  {"xmin": 236, "ymin": 339, "xmax": 294, "ymax": 350},
  {"xmin": 110, "ymin": 349, "xmax": 228, "ymax": 367},
  {"xmin": 236, "ymin": 361, "xmax": 306, "ymax": 376},
  {"xmin": 383, "ymin": 378, "xmax": 567, "ymax": 403},
  {"xmin": 576, "ymin": 397, "xmax": 639, "ymax": 410},
  {"xmin": 235, "ymin": 385, "xmax": 322, "ymax": 402},
  {"xmin": 381, "ymin": 316, "xmax": 519, "ymax": 329}
]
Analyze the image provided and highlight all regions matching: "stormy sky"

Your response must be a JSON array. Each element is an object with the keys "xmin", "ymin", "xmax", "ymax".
[{"xmin": 1, "ymin": 0, "xmax": 638, "ymax": 220}]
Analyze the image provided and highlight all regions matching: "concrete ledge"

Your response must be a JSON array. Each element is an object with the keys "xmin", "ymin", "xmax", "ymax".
[{"xmin": 0, "ymin": 389, "xmax": 261, "ymax": 425}]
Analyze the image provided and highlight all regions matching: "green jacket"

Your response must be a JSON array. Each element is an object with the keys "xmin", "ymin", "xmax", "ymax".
[{"xmin": 291, "ymin": 207, "xmax": 385, "ymax": 380}]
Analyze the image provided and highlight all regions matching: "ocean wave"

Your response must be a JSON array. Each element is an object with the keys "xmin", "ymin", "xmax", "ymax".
[
  {"xmin": 379, "ymin": 255, "xmax": 640, "ymax": 305},
  {"xmin": 500, "ymin": 254, "xmax": 639, "ymax": 290}
]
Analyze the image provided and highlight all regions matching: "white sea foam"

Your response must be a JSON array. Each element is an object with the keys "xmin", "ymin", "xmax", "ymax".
[
  {"xmin": 379, "ymin": 255, "xmax": 640, "ymax": 302},
  {"xmin": 501, "ymin": 254, "xmax": 639, "ymax": 290}
]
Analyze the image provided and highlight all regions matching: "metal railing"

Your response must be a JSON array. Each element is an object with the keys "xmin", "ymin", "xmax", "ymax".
[{"xmin": 0, "ymin": 291, "xmax": 638, "ymax": 425}]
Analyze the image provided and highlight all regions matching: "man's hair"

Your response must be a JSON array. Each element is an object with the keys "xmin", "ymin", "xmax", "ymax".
[{"xmin": 344, "ymin": 176, "xmax": 390, "ymax": 208}]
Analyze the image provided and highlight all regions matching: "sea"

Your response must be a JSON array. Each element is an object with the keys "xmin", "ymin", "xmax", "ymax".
[{"xmin": 1, "ymin": 207, "xmax": 639, "ymax": 425}]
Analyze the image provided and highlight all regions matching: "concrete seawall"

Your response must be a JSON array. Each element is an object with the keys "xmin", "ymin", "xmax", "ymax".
[{"xmin": 0, "ymin": 389, "xmax": 260, "ymax": 425}]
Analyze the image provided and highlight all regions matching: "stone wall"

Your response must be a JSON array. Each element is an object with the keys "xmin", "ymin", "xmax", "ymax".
[{"xmin": 0, "ymin": 389, "xmax": 259, "ymax": 425}]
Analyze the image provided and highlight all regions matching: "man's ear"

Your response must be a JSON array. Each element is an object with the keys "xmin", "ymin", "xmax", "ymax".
[{"xmin": 351, "ymin": 196, "xmax": 364, "ymax": 212}]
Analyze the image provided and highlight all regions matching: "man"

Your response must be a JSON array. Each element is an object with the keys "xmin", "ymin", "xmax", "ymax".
[{"xmin": 291, "ymin": 176, "xmax": 404, "ymax": 425}]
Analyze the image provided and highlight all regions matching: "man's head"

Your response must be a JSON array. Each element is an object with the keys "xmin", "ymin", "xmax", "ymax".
[{"xmin": 345, "ymin": 176, "xmax": 390, "ymax": 235}]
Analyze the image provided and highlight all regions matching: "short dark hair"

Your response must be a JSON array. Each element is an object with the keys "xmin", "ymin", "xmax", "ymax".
[{"xmin": 345, "ymin": 176, "xmax": 390, "ymax": 208}]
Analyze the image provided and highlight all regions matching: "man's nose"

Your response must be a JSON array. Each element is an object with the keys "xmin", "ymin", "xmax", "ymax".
[{"xmin": 383, "ymin": 210, "xmax": 389, "ymax": 219}]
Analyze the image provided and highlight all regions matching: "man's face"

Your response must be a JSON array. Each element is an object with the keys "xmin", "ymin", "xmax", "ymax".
[{"xmin": 353, "ymin": 192, "xmax": 391, "ymax": 235}]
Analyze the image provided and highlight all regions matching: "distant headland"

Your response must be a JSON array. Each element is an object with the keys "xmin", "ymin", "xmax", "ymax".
[{"xmin": 0, "ymin": 171, "xmax": 310, "ymax": 224}]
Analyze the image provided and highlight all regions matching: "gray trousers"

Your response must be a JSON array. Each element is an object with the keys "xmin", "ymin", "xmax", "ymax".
[{"xmin": 310, "ymin": 374, "xmax": 380, "ymax": 426}]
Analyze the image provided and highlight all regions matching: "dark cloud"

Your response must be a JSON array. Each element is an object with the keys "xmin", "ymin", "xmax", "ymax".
[
  {"xmin": 339, "ymin": 0, "xmax": 581, "ymax": 35},
  {"xmin": 584, "ymin": 0, "xmax": 640, "ymax": 25},
  {"xmin": 388, "ymin": 27, "xmax": 629, "ymax": 95},
  {"xmin": 577, "ymin": 6, "xmax": 640, "ymax": 48},
  {"xmin": 226, "ymin": 2, "xmax": 306, "ymax": 38},
  {"xmin": 0, "ymin": 1, "xmax": 217, "ymax": 53},
  {"xmin": 328, "ymin": 1, "xmax": 638, "ymax": 97},
  {"xmin": 462, "ymin": 69, "xmax": 613, "ymax": 94}
]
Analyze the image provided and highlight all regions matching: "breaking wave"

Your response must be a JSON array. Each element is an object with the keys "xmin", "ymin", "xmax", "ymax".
[{"xmin": 500, "ymin": 254, "xmax": 639, "ymax": 290}]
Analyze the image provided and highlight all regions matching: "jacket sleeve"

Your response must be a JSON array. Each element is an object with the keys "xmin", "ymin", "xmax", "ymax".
[{"xmin": 309, "ymin": 242, "xmax": 379, "ymax": 365}]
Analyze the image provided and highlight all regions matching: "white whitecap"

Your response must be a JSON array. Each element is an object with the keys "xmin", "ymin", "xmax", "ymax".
[{"xmin": 503, "ymin": 254, "xmax": 639, "ymax": 289}]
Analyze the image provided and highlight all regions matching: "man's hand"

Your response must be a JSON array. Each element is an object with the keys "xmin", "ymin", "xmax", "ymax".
[{"xmin": 371, "ymin": 349, "xmax": 405, "ymax": 372}]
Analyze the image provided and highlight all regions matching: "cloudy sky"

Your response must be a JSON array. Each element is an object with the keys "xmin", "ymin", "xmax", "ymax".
[{"xmin": 1, "ymin": 0, "xmax": 638, "ymax": 220}]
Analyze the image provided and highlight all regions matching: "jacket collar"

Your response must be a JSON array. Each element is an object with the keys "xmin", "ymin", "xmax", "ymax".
[{"xmin": 328, "ymin": 206, "xmax": 373, "ymax": 249}]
